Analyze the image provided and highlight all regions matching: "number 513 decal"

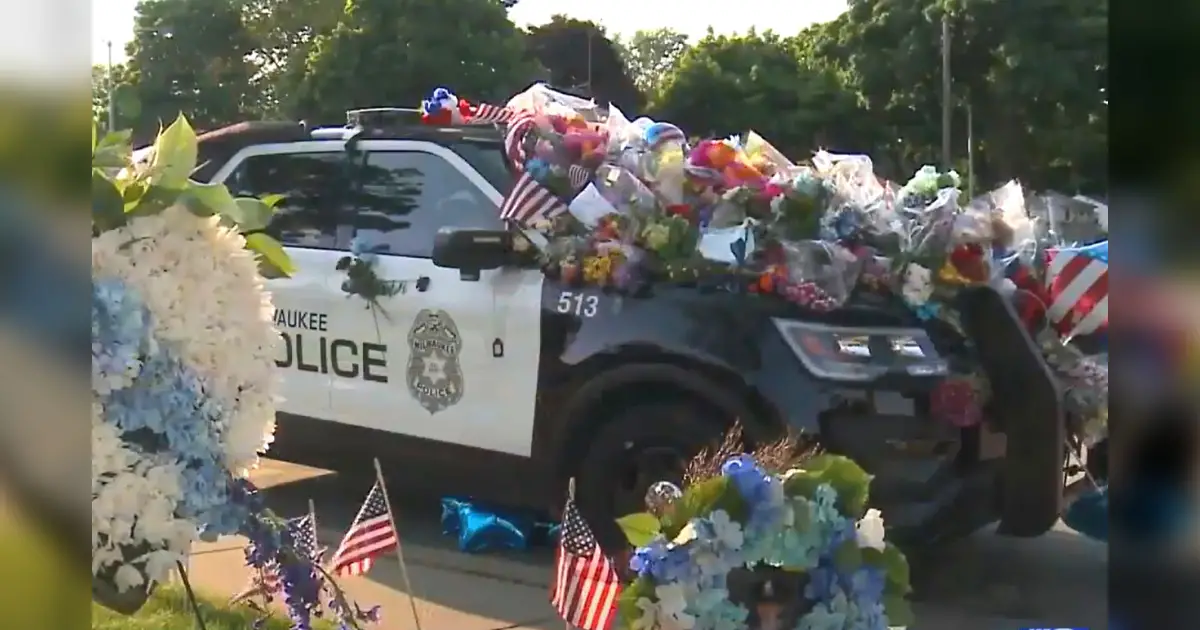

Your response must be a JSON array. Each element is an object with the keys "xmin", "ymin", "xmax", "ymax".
[{"xmin": 556, "ymin": 290, "xmax": 600, "ymax": 318}]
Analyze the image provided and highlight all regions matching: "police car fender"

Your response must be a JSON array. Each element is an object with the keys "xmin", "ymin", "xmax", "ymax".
[{"xmin": 209, "ymin": 139, "xmax": 545, "ymax": 458}]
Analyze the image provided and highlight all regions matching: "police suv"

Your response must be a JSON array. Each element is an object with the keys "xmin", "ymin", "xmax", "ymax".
[{"xmin": 182, "ymin": 109, "xmax": 1066, "ymax": 550}]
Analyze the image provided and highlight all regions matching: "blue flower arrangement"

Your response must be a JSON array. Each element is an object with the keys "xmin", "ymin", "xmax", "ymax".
[
  {"xmin": 92, "ymin": 118, "xmax": 380, "ymax": 628},
  {"xmin": 614, "ymin": 432, "xmax": 912, "ymax": 630}
]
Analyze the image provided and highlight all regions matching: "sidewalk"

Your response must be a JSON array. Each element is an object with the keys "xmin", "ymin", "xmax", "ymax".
[
  {"xmin": 187, "ymin": 535, "xmax": 561, "ymax": 630},
  {"xmin": 184, "ymin": 461, "xmax": 562, "ymax": 630}
]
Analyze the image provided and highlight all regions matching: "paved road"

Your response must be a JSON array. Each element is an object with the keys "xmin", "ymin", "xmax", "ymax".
[{"xmin": 217, "ymin": 459, "xmax": 1107, "ymax": 630}]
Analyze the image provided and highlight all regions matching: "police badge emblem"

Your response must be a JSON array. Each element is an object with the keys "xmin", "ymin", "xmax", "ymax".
[{"xmin": 406, "ymin": 309, "xmax": 465, "ymax": 414}]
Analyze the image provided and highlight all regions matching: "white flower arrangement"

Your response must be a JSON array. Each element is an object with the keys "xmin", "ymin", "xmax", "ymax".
[{"xmin": 91, "ymin": 118, "xmax": 288, "ymax": 597}]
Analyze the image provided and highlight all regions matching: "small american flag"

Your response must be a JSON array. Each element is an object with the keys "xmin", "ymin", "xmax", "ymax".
[
  {"xmin": 471, "ymin": 102, "xmax": 514, "ymax": 124},
  {"xmin": 568, "ymin": 165, "xmax": 592, "ymax": 191},
  {"xmin": 550, "ymin": 498, "xmax": 621, "ymax": 630},
  {"xmin": 500, "ymin": 171, "xmax": 568, "ymax": 227},
  {"xmin": 1045, "ymin": 243, "xmax": 1108, "ymax": 338},
  {"xmin": 330, "ymin": 482, "xmax": 398, "ymax": 577},
  {"xmin": 504, "ymin": 110, "xmax": 536, "ymax": 169}
]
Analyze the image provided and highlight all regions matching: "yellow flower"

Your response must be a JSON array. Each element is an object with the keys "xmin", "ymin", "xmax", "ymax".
[
  {"xmin": 582, "ymin": 256, "xmax": 612, "ymax": 283},
  {"xmin": 937, "ymin": 261, "xmax": 973, "ymax": 286}
]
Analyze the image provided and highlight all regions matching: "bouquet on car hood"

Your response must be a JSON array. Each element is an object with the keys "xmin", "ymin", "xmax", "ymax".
[{"xmin": 418, "ymin": 85, "xmax": 1110, "ymax": 437}]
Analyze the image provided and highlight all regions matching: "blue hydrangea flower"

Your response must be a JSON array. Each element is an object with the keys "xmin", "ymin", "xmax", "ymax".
[
  {"xmin": 92, "ymin": 278, "xmax": 155, "ymax": 391},
  {"xmin": 692, "ymin": 597, "xmax": 748, "ymax": 630},
  {"xmin": 797, "ymin": 591, "xmax": 850, "ymax": 630},
  {"xmin": 525, "ymin": 158, "xmax": 551, "ymax": 182},
  {"xmin": 630, "ymin": 536, "xmax": 693, "ymax": 583}
]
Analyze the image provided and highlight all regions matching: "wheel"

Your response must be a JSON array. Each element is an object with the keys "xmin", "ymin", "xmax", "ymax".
[{"xmin": 574, "ymin": 400, "xmax": 730, "ymax": 554}]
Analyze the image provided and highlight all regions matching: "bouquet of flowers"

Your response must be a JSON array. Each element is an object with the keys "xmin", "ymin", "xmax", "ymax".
[
  {"xmin": 895, "ymin": 165, "xmax": 961, "ymax": 211},
  {"xmin": 614, "ymin": 428, "xmax": 913, "ymax": 630},
  {"xmin": 92, "ymin": 119, "xmax": 378, "ymax": 628}
]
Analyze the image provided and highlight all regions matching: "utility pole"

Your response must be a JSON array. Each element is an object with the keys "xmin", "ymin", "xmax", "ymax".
[
  {"xmin": 107, "ymin": 40, "xmax": 116, "ymax": 132},
  {"xmin": 966, "ymin": 98, "xmax": 974, "ymax": 198},
  {"xmin": 940, "ymin": 13, "xmax": 952, "ymax": 171},
  {"xmin": 586, "ymin": 29, "xmax": 593, "ymax": 96}
]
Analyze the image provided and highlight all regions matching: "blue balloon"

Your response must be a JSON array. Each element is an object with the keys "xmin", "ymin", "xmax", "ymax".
[{"xmin": 439, "ymin": 497, "xmax": 528, "ymax": 553}]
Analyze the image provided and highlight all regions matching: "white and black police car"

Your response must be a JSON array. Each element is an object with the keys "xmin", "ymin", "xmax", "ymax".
[{"xmin": 176, "ymin": 108, "xmax": 1067, "ymax": 550}]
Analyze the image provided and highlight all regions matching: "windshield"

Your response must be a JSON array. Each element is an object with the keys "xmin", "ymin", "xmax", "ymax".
[{"xmin": 450, "ymin": 141, "xmax": 512, "ymax": 194}]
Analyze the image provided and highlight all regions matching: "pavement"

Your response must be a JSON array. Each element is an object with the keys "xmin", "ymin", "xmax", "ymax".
[{"xmin": 185, "ymin": 459, "xmax": 1108, "ymax": 630}]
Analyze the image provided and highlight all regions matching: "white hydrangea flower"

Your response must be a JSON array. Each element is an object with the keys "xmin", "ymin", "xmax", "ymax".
[
  {"xmin": 92, "ymin": 205, "xmax": 279, "ymax": 474},
  {"xmin": 855, "ymin": 508, "xmax": 887, "ymax": 551}
]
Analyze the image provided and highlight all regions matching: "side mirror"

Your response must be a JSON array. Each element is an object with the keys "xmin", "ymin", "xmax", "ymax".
[{"xmin": 432, "ymin": 227, "xmax": 513, "ymax": 281}]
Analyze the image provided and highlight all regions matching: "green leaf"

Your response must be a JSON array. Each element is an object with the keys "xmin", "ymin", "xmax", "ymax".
[
  {"xmin": 149, "ymin": 115, "xmax": 198, "ymax": 189},
  {"xmin": 126, "ymin": 185, "xmax": 180, "ymax": 217},
  {"xmin": 183, "ymin": 181, "xmax": 238, "ymax": 217},
  {"xmin": 661, "ymin": 476, "xmax": 745, "ymax": 537},
  {"xmin": 259, "ymin": 193, "xmax": 286, "ymax": 209},
  {"xmin": 92, "ymin": 123, "xmax": 97, "ymax": 152},
  {"xmin": 245, "ymin": 233, "xmax": 296, "ymax": 277},
  {"xmin": 794, "ymin": 454, "xmax": 872, "ymax": 518},
  {"xmin": 227, "ymin": 198, "xmax": 274, "ymax": 232},
  {"xmin": 882, "ymin": 594, "xmax": 914, "ymax": 627},
  {"xmin": 781, "ymin": 468, "xmax": 822, "ymax": 500},
  {"xmin": 615, "ymin": 575, "xmax": 653, "ymax": 626},
  {"xmin": 92, "ymin": 170, "xmax": 126, "ymax": 232},
  {"xmin": 832, "ymin": 538, "xmax": 862, "ymax": 574},
  {"xmin": 615, "ymin": 512, "xmax": 662, "ymax": 548},
  {"xmin": 879, "ymin": 543, "xmax": 911, "ymax": 595},
  {"xmin": 93, "ymin": 129, "xmax": 133, "ymax": 169}
]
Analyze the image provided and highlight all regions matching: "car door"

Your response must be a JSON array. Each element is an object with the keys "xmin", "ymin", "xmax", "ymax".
[
  {"xmin": 326, "ymin": 139, "xmax": 544, "ymax": 458},
  {"xmin": 212, "ymin": 142, "xmax": 351, "ymax": 420}
]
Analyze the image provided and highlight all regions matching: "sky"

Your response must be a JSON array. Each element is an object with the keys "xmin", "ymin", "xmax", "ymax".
[{"xmin": 92, "ymin": 0, "xmax": 849, "ymax": 63}]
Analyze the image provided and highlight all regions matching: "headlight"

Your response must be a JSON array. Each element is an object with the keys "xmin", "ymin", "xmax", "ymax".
[{"xmin": 771, "ymin": 319, "xmax": 949, "ymax": 382}]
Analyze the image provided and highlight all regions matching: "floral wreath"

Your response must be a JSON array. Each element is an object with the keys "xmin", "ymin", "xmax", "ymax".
[
  {"xmin": 614, "ymin": 429, "xmax": 912, "ymax": 630},
  {"xmin": 92, "ymin": 119, "xmax": 378, "ymax": 628}
]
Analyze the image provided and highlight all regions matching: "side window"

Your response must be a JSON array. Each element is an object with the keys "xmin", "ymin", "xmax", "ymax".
[
  {"xmin": 349, "ymin": 151, "xmax": 500, "ymax": 258},
  {"xmin": 225, "ymin": 151, "xmax": 346, "ymax": 249}
]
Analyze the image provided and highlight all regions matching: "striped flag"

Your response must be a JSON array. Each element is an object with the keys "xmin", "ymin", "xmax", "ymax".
[
  {"xmin": 499, "ymin": 171, "xmax": 568, "ymax": 227},
  {"xmin": 1045, "ymin": 243, "xmax": 1108, "ymax": 338},
  {"xmin": 470, "ymin": 102, "xmax": 514, "ymax": 124},
  {"xmin": 330, "ymin": 482, "xmax": 399, "ymax": 577},
  {"xmin": 551, "ymin": 498, "xmax": 621, "ymax": 630},
  {"xmin": 504, "ymin": 110, "xmax": 536, "ymax": 170},
  {"xmin": 568, "ymin": 165, "xmax": 592, "ymax": 191}
]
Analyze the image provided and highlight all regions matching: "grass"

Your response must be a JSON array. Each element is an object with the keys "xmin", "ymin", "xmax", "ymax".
[{"xmin": 91, "ymin": 584, "xmax": 334, "ymax": 630}]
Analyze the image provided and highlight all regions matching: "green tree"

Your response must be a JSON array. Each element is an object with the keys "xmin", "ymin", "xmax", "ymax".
[
  {"xmin": 807, "ymin": 0, "xmax": 1107, "ymax": 191},
  {"xmin": 291, "ymin": 0, "xmax": 539, "ymax": 122},
  {"xmin": 124, "ymin": 0, "xmax": 261, "ymax": 139},
  {"xmin": 240, "ymin": 0, "xmax": 345, "ymax": 116},
  {"xmin": 525, "ymin": 16, "xmax": 644, "ymax": 112},
  {"xmin": 93, "ymin": 63, "xmax": 142, "ymax": 134},
  {"xmin": 653, "ymin": 30, "xmax": 865, "ymax": 160},
  {"xmin": 614, "ymin": 28, "xmax": 690, "ymax": 95}
]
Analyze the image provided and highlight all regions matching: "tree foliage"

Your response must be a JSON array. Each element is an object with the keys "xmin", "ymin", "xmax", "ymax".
[
  {"xmin": 615, "ymin": 28, "xmax": 690, "ymax": 95},
  {"xmin": 525, "ymin": 16, "xmax": 644, "ymax": 112},
  {"xmin": 653, "ymin": 30, "xmax": 866, "ymax": 160},
  {"xmin": 290, "ymin": 0, "xmax": 540, "ymax": 122},
  {"xmin": 102, "ymin": 0, "xmax": 1106, "ymax": 192},
  {"xmin": 123, "ymin": 0, "xmax": 260, "ymax": 139}
]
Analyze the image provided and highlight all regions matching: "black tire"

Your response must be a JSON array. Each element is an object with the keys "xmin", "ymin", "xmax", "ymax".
[{"xmin": 574, "ymin": 400, "xmax": 731, "ymax": 554}]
